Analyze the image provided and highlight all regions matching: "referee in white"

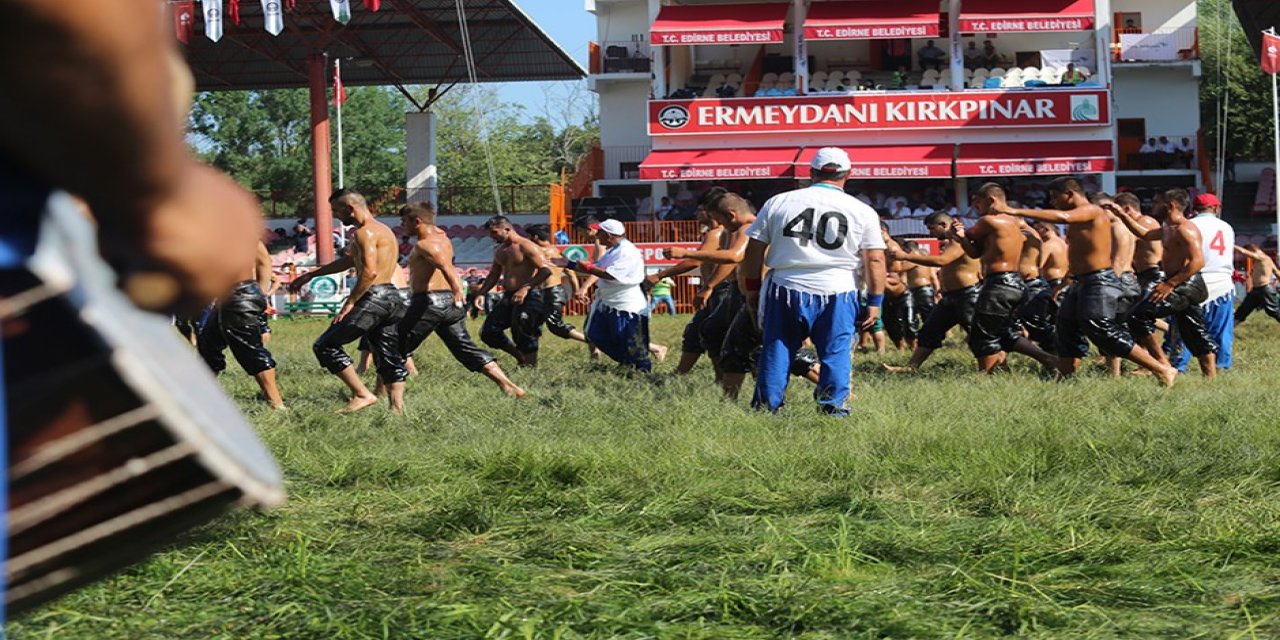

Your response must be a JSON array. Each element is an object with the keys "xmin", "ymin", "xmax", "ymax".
[{"xmin": 742, "ymin": 148, "xmax": 887, "ymax": 415}]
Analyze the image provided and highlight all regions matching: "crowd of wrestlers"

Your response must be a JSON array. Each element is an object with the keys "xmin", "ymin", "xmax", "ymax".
[{"xmin": 189, "ymin": 177, "xmax": 1280, "ymax": 414}]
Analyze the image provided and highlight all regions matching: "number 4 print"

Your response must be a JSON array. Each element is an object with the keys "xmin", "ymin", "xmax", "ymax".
[{"xmin": 1209, "ymin": 230, "xmax": 1226, "ymax": 256}]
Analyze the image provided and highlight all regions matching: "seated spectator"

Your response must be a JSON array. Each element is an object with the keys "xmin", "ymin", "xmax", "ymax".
[
  {"xmin": 398, "ymin": 236, "xmax": 413, "ymax": 257},
  {"xmin": 1138, "ymin": 137, "xmax": 1158, "ymax": 154},
  {"xmin": 656, "ymin": 196, "xmax": 674, "ymax": 220},
  {"xmin": 1176, "ymin": 137, "xmax": 1195, "ymax": 167},
  {"xmin": 292, "ymin": 218, "xmax": 312, "ymax": 253},
  {"xmin": 963, "ymin": 41, "xmax": 983, "ymax": 69},
  {"xmin": 918, "ymin": 40, "xmax": 946, "ymax": 71},
  {"xmin": 910, "ymin": 201, "xmax": 935, "ymax": 219},
  {"xmin": 1062, "ymin": 63, "xmax": 1087, "ymax": 85},
  {"xmin": 981, "ymin": 41, "xmax": 1001, "ymax": 69},
  {"xmin": 891, "ymin": 66, "xmax": 910, "ymax": 89}
]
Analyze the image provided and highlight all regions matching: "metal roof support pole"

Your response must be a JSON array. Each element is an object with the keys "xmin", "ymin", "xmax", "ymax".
[{"xmin": 309, "ymin": 53, "xmax": 335, "ymax": 266}]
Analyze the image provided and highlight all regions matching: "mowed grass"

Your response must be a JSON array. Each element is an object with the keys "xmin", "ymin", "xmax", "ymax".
[{"xmin": 10, "ymin": 314, "xmax": 1280, "ymax": 639}]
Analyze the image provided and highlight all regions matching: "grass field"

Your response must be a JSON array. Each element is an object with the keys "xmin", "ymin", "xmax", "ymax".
[{"xmin": 10, "ymin": 314, "xmax": 1280, "ymax": 639}]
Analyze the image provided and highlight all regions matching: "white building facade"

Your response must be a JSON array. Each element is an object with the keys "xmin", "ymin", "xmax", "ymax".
[{"xmin": 585, "ymin": 0, "xmax": 1201, "ymax": 220}]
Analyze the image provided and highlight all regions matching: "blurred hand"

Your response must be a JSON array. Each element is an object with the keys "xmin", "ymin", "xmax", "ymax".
[{"xmin": 100, "ymin": 163, "xmax": 263, "ymax": 314}]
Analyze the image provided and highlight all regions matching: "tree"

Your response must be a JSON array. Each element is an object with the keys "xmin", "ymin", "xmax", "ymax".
[{"xmin": 1201, "ymin": 0, "xmax": 1274, "ymax": 162}]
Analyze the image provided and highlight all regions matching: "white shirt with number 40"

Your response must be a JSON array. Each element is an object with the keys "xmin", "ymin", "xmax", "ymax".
[{"xmin": 745, "ymin": 184, "xmax": 886, "ymax": 295}]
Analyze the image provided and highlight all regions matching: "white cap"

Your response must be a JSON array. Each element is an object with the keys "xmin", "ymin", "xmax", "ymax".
[
  {"xmin": 590, "ymin": 219, "xmax": 626, "ymax": 236},
  {"xmin": 810, "ymin": 147, "xmax": 852, "ymax": 172}
]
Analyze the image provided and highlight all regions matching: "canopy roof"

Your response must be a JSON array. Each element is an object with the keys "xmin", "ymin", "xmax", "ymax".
[
  {"xmin": 183, "ymin": 0, "xmax": 585, "ymax": 91},
  {"xmin": 1232, "ymin": 0, "xmax": 1280, "ymax": 59}
]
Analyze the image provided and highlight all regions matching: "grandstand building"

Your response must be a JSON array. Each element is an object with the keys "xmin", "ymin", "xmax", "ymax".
[{"xmin": 584, "ymin": 0, "xmax": 1203, "ymax": 225}]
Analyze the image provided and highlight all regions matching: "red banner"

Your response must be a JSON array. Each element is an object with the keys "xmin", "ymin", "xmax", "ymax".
[
  {"xmin": 651, "ymin": 29, "xmax": 783, "ymax": 46},
  {"xmin": 639, "ymin": 164, "xmax": 792, "ymax": 181},
  {"xmin": 956, "ymin": 157, "xmax": 1113, "ymax": 178},
  {"xmin": 649, "ymin": 90, "xmax": 1110, "ymax": 136},
  {"xmin": 804, "ymin": 23, "xmax": 936, "ymax": 40},
  {"xmin": 1264, "ymin": 32, "xmax": 1280, "ymax": 75},
  {"xmin": 557, "ymin": 243, "xmax": 700, "ymax": 266},
  {"xmin": 173, "ymin": 1, "xmax": 195, "ymax": 43},
  {"xmin": 958, "ymin": 16, "xmax": 1093, "ymax": 33}
]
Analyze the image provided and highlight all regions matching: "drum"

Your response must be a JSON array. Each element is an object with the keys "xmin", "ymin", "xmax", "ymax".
[{"xmin": 1, "ymin": 194, "xmax": 284, "ymax": 613}]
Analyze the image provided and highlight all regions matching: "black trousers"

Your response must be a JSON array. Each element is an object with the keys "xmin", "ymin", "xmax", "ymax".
[
  {"xmin": 314, "ymin": 284, "xmax": 408, "ymax": 383},
  {"xmin": 909, "ymin": 285, "xmax": 935, "ymax": 337},
  {"xmin": 968, "ymin": 272, "xmax": 1026, "ymax": 357},
  {"xmin": 542, "ymin": 284, "xmax": 579, "ymax": 340},
  {"xmin": 198, "ymin": 280, "xmax": 276, "ymax": 376},
  {"xmin": 1236, "ymin": 284, "xmax": 1280, "ymax": 324},
  {"xmin": 1056, "ymin": 269, "xmax": 1135, "ymax": 358},
  {"xmin": 399, "ymin": 292, "xmax": 496, "ymax": 372},
  {"xmin": 1116, "ymin": 271, "xmax": 1142, "ymax": 318},
  {"xmin": 917, "ymin": 285, "xmax": 979, "ymax": 350},
  {"xmin": 1128, "ymin": 274, "xmax": 1218, "ymax": 357},
  {"xmin": 1017, "ymin": 277, "xmax": 1058, "ymax": 355},
  {"xmin": 716, "ymin": 289, "xmax": 819, "ymax": 377},
  {"xmin": 682, "ymin": 281, "xmax": 733, "ymax": 354},
  {"xmin": 883, "ymin": 292, "xmax": 914, "ymax": 344},
  {"xmin": 481, "ymin": 289, "xmax": 549, "ymax": 354}
]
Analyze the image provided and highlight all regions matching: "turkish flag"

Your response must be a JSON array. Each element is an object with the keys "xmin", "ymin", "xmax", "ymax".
[
  {"xmin": 365, "ymin": 0, "xmax": 381, "ymax": 11},
  {"xmin": 173, "ymin": 1, "xmax": 196, "ymax": 44},
  {"xmin": 334, "ymin": 62, "xmax": 347, "ymax": 107},
  {"xmin": 229, "ymin": 0, "xmax": 240, "ymax": 25},
  {"xmin": 1264, "ymin": 32, "xmax": 1280, "ymax": 75}
]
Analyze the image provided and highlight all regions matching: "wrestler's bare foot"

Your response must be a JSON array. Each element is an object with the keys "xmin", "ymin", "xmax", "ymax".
[
  {"xmin": 881, "ymin": 363, "xmax": 917, "ymax": 373},
  {"xmin": 651, "ymin": 344, "xmax": 669, "ymax": 363},
  {"xmin": 338, "ymin": 393, "xmax": 379, "ymax": 413},
  {"xmin": 503, "ymin": 384, "xmax": 527, "ymax": 398},
  {"xmin": 1129, "ymin": 368, "xmax": 1153, "ymax": 376},
  {"xmin": 1155, "ymin": 366, "xmax": 1178, "ymax": 388}
]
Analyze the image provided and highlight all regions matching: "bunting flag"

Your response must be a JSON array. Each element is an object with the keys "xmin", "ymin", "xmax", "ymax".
[
  {"xmin": 1264, "ymin": 31, "xmax": 1280, "ymax": 75},
  {"xmin": 229, "ymin": 0, "xmax": 240, "ymax": 25},
  {"xmin": 261, "ymin": 0, "xmax": 283, "ymax": 35},
  {"xmin": 330, "ymin": 0, "xmax": 352, "ymax": 24},
  {"xmin": 202, "ymin": 0, "xmax": 224, "ymax": 42},
  {"xmin": 173, "ymin": 1, "xmax": 196, "ymax": 44},
  {"xmin": 284, "ymin": 0, "xmax": 297, "ymax": 10},
  {"xmin": 334, "ymin": 59, "xmax": 348, "ymax": 107},
  {"xmin": 364, "ymin": 0, "xmax": 381, "ymax": 11}
]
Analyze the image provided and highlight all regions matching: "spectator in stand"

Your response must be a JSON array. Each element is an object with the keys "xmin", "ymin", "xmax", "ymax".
[
  {"xmin": 656, "ymin": 196, "xmax": 674, "ymax": 220},
  {"xmin": 918, "ymin": 40, "xmax": 947, "ymax": 71},
  {"xmin": 889, "ymin": 201, "xmax": 911, "ymax": 219},
  {"xmin": 333, "ymin": 226, "xmax": 347, "ymax": 252},
  {"xmin": 1062, "ymin": 63, "xmax": 1087, "ymax": 85},
  {"xmin": 293, "ymin": 218, "xmax": 312, "ymax": 253},
  {"xmin": 981, "ymin": 41, "xmax": 1001, "ymax": 69},
  {"xmin": 1176, "ymin": 137, "xmax": 1195, "ymax": 168},
  {"xmin": 911, "ymin": 200, "xmax": 935, "ymax": 219},
  {"xmin": 647, "ymin": 276, "xmax": 677, "ymax": 316},
  {"xmin": 963, "ymin": 41, "xmax": 983, "ymax": 69},
  {"xmin": 854, "ymin": 191, "xmax": 874, "ymax": 206},
  {"xmin": 886, "ymin": 193, "xmax": 908, "ymax": 211},
  {"xmin": 398, "ymin": 235, "xmax": 413, "ymax": 257},
  {"xmin": 891, "ymin": 66, "xmax": 910, "ymax": 89}
]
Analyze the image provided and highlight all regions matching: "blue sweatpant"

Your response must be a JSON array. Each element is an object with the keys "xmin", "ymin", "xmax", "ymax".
[
  {"xmin": 1168, "ymin": 291, "xmax": 1233, "ymax": 371},
  {"xmin": 586, "ymin": 305, "xmax": 652, "ymax": 372},
  {"xmin": 753, "ymin": 284, "xmax": 858, "ymax": 416}
]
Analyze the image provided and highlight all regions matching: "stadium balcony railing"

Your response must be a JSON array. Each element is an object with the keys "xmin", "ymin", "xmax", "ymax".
[{"xmin": 1112, "ymin": 26, "xmax": 1199, "ymax": 62}]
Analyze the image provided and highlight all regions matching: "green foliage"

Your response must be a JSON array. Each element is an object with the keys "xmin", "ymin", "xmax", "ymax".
[
  {"xmin": 188, "ymin": 83, "xmax": 598, "ymax": 218},
  {"xmin": 1201, "ymin": 0, "xmax": 1275, "ymax": 161},
  {"xmin": 11, "ymin": 315, "xmax": 1280, "ymax": 638}
]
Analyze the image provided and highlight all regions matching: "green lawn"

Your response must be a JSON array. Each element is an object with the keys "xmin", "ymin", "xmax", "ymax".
[{"xmin": 10, "ymin": 315, "xmax": 1280, "ymax": 639}]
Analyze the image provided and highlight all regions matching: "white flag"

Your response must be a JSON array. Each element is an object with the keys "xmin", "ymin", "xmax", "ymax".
[
  {"xmin": 261, "ymin": 0, "xmax": 283, "ymax": 35},
  {"xmin": 202, "ymin": 0, "xmax": 223, "ymax": 42},
  {"xmin": 330, "ymin": 0, "xmax": 352, "ymax": 24}
]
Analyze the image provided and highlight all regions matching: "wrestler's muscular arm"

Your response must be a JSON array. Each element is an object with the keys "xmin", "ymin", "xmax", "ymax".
[
  {"xmin": 1152, "ymin": 223, "xmax": 1204, "ymax": 303},
  {"xmin": 897, "ymin": 242, "xmax": 967, "ymax": 268},
  {"xmin": 422, "ymin": 243, "xmax": 466, "ymax": 306},
  {"xmin": 337, "ymin": 229, "xmax": 379, "ymax": 322},
  {"xmin": 255, "ymin": 242, "xmax": 276, "ymax": 293},
  {"xmin": 512, "ymin": 238, "xmax": 552, "ymax": 304},
  {"xmin": 3, "ymin": 0, "xmax": 261, "ymax": 311}
]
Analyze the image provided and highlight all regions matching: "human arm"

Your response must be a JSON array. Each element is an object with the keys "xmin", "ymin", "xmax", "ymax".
[
  {"xmin": 649, "ymin": 259, "xmax": 701, "ymax": 281},
  {"xmin": 255, "ymin": 242, "xmax": 276, "ymax": 293},
  {"xmin": 666, "ymin": 234, "xmax": 751, "ymax": 265},
  {"xmin": 1102, "ymin": 203, "xmax": 1160, "ymax": 241},
  {"xmin": 288, "ymin": 254, "xmax": 354, "ymax": 292},
  {"xmin": 511, "ymin": 241, "xmax": 553, "ymax": 304},
  {"xmin": 861, "ymin": 248, "xmax": 887, "ymax": 331},
  {"xmin": 740, "ymin": 239, "xmax": 768, "ymax": 322},
  {"xmin": 3, "ymin": 1, "xmax": 264, "ymax": 312},
  {"xmin": 900, "ymin": 242, "xmax": 967, "ymax": 267},
  {"xmin": 1235, "ymin": 245, "xmax": 1267, "ymax": 261},
  {"xmin": 563, "ymin": 267, "xmax": 581, "ymax": 296},
  {"xmin": 1151, "ymin": 225, "xmax": 1205, "ymax": 303},
  {"xmin": 1000, "ymin": 203, "xmax": 1101, "ymax": 225},
  {"xmin": 420, "ymin": 246, "xmax": 467, "ymax": 307},
  {"xmin": 948, "ymin": 219, "xmax": 984, "ymax": 259},
  {"xmin": 474, "ymin": 261, "xmax": 503, "ymax": 298},
  {"xmin": 336, "ymin": 231, "xmax": 380, "ymax": 322}
]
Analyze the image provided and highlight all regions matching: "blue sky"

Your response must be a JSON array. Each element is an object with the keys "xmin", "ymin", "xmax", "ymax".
[{"xmin": 496, "ymin": 0, "xmax": 597, "ymax": 123}]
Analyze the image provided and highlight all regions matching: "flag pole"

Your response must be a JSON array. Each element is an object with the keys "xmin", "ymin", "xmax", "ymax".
[
  {"xmin": 1271, "ymin": 28, "xmax": 1280, "ymax": 237},
  {"xmin": 335, "ymin": 58, "xmax": 345, "ymax": 189}
]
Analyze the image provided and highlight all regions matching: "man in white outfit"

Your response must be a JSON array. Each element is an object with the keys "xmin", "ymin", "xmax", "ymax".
[
  {"xmin": 1168, "ymin": 193, "xmax": 1235, "ymax": 371},
  {"xmin": 560, "ymin": 219, "xmax": 652, "ymax": 371}
]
